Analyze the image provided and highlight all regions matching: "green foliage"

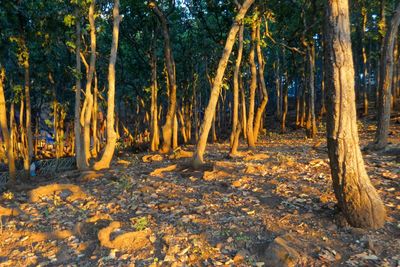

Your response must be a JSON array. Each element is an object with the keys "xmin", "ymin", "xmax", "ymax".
[{"xmin": 130, "ymin": 216, "xmax": 149, "ymax": 231}]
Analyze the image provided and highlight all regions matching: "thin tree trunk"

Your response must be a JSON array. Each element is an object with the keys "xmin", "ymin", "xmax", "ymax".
[
  {"xmin": 149, "ymin": 1, "xmax": 177, "ymax": 154},
  {"xmin": 0, "ymin": 68, "xmax": 16, "ymax": 185},
  {"xmin": 374, "ymin": 3, "xmax": 400, "ymax": 149},
  {"xmin": 253, "ymin": 20, "xmax": 268, "ymax": 142},
  {"xmin": 24, "ymin": 56, "xmax": 33, "ymax": 175},
  {"xmin": 325, "ymin": 0, "xmax": 385, "ymax": 229},
  {"xmin": 93, "ymin": 0, "xmax": 121, "ymax": 170},
  {"xmin": 74, "ymin": 9, "xmax": 85, "ymax": 170},
  {"xmin": 281, "ymin": 50, "xmax": 288, "ymax": 133},
  {"xmin": 82, "ymin": 0, "xmax": 97, "ymax": 167},
  {"xmin": 230, "ymin": 24, "xmax": 244, "ymax": 145},
  {"xmin": 306, "ymin": 43, "xmax": 317, "ymax": 138},
  {"xmin": 247, "ymin": 20, "xmax": 257, "ymax": 149},
  {"xmin": 193, "ymin": 0, "xmax": 254, "ymax": 167},
  {"xmin": 361, "ymin": 5, "xmax": 369, "ymax": 116},
  {"xmin": 240, "ymin": 75, "xmax": 247, "ymax": 139},
  {"xmin": 150, "ymin": 41, "xmax": 159, "ymax": 152},
  {"xmin": 92, "ymin": 73, "xmax": 99, "ymax": 157}
]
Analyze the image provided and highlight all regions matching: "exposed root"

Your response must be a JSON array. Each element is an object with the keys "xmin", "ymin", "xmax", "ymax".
[
  {"xmin": 28, "ymin": 184, "xmax": 87, "ymax": 202},
  {"xmin": 150, "ymin": 164, "xmax": 177, "ymax": 177},
  {"xmin": 142, "ymin": 154, "xmax": 163, "ymax": 163},
  {"xmin": 97, "ymin": 221, "xmax": 153, "ymax": 251}
]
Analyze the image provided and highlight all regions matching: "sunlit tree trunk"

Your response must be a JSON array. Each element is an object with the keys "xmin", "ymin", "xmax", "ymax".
[
  {"xmin": 91, "ymin": 73, "xmax": 99, "ymax": 157},
  {"xmin": 230, "ymin": 24, "xmax": 244, "ymax": 146},
  {"xmin": 93, "ymin": 0, "xmax": 121, "ymax": 170},
  {"xmin": 23, "ymin": 51, "xmax": 33, "ymax": 176},
  {"xmin": 247, "ymin": 21, "xmax": 257, "ymax": 149},
  {"xmin": 240, "ymin": 75, "xmax": 247, "ymax": 139},
  {"xmin": 361, "ymin": 5, "xmax": 369, "ymax": 116},
  {"xmin": 274, "ymin": 58, "xmax": 281, "ymax": 121},
  {"xmin": 0, "ymin": 68, "xmax": 16, "ymax": 185},
  {"xmin": 81, "ymin": 0, "xmax": 97, "ymax": 166},
  {"xmin": 193, "ymin": 0, "xmax": 254, "ymax": 167},
  {"xmin": 150, "ymin": 41, "xmax": 159, "ymax": 152},
  {"xmin": 374, "ymin": 3, "xmax": 400, "ymax": 150},
  {"xmin": 149, "ymin": 1, "xmax": 177, "ymax": 154},
  {"xmin": 325, "ymin": 0, "xmax": 386, "ymax": 229},
  {"xmin": 253, "ymin": 20, "xmax": 268, "ymax": 142}
]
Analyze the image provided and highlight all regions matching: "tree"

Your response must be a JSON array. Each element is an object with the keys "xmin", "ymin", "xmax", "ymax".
[
  {"xmin": 193, "ymin": 0, "xmax": 255, "ymax": 167},
  {"xmin": 324, "ymin": 0, "xmax": 385, "ymax": 229},
  {"xmin": 0, "ymin": 67, "xmax": 16, "ymax": 185},
  {"xmin": 148, "ymin": 0, "xmax": 177, "ymax": 154},
  {"xmin": 373, "ymin": 3, "xmax": 400, "ymax": 150},
  {"xmin": 93, "ymin": 0, "xmax": 121, "ymax": 170}
]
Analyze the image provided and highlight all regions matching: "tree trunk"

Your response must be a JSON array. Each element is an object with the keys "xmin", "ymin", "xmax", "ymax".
[
  {"xmin": 149, "ymin": 1, "xmax": 177, "ymax": 154},
  {"xmin": 150, "ymin": 42, "xmax": 159, "ymax": 152},
  {"xmin": 281, "ymin": 50, "xmax": 288, "ymax": 133},
  {"xmin": 91, "ymin": 73, "xmax": 99, "ymax": 157},
  {"xmin": 247, "ymin": 20, "xmax": 257, "ymax": 149},
  {"xmin": 240, "ymin": 75, "xmax": 247, "ymax": 139},
  {"xmin": 93, "ymin": 0, "xmax": 121, "ymax": 170},
  {"xmin": 253, "ymin": 20, "xmax": 268, "ymax": 142},
  {"xmin": 374, "ymin": 3, "xmax": 400, "ymax": 149},
  {"xmin": 361, "ymin": 5, "xmax": 369, "ymax": 116},
  {"xmin": 306, "ymin": 43, "xmax": 317, "ymax": 138},
  {"xmin": 0, "ymin": 68, "xmax": 16, "ymax": 185},
  {"xmin": 324, "ymin": 0, "xmax": 386, "ymax": 229},
  {"xmin": 24, "ymin": 56, "xmax": 33, "ymax": 176},
  {"xmin": 192, "ymin": 0, "xmax": 255, "ymax": 167},
  {"xmin": 82, "ymin": 0, "xmax": 97, "ymax": 166},
  {"xmin": 230, "ymin": 24, "xmax": 244, "ymax": 145},
  {"xmin": 74, "ymin": 9, "xmax": 85, "ymax": 170}
]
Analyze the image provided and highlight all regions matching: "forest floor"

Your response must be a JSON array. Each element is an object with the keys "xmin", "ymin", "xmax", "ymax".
[{"xmin": 0, "ymin": 116, "xmax": 399, "ymax": 267}]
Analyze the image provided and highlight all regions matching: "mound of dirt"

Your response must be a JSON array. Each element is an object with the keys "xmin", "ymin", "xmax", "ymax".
[
  {"xmin": 28, "ymin": 183, "xmax": 87, "ymax": 202},
  {"xmin": 98, "ymin": 221, "xmax": 153, "ymax": 252}
]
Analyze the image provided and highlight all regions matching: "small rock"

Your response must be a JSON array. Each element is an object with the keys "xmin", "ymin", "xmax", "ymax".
[{"xmin": 264, "ymin": 236, "xmax": 300, "ymax": 267}]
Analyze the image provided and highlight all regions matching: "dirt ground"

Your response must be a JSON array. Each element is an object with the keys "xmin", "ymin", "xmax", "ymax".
[{"xmin": 0, "ymin": 117, "xmax": 399, "ymax": 267}]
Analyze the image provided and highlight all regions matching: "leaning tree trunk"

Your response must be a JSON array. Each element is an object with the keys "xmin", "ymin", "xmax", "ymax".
[
  {"xmin": 149, "ymin": 1, "xmax": 177, "ymax": 154},
  {"xmin": 193, "ymin": 0, "xmax": 255, "ymax": 167},
  {"xmin": 93, "ymin": 0, "xmax": 121, "ymax": 170},
  {"xmin": 374, "ymin": 3, "xmax": 400, "ymax": 149},
  {"xmin": 324, "ymin": 0, "xmax": 386, "ymax": 229},
  {"xmin": 74, "ymin": 9, "xmax": 86, "ymax": 170},
  {"xmin": 246, "ymin": 20, "xmax": 257, "ymax": 149},
  {"xmin": 0, "ymin": 68, "xmax": 16, "ymax": 185},
  {"xmin": 253, "ymin": 20, "xmax": 268, "ymax": 142}
]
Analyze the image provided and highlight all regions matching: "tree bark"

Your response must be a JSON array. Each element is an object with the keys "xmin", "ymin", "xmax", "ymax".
[
  {"xmin": 374, "ymin": 3, "xmax": 400, "ymax": 150},
  {"xmin": 193, "ymin": 0, "xmax": 255, "ymax": 167},
  {"xmin": 0, "ymin": 68, "xmax": 16, "ymax": 185},
  {"xmin": 324, "ymin": 0, "xmax": 386, "ymax": 229},
  {"xmin": 93, "ymin": 0, "xmax": 121, "ymax": 170}
]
